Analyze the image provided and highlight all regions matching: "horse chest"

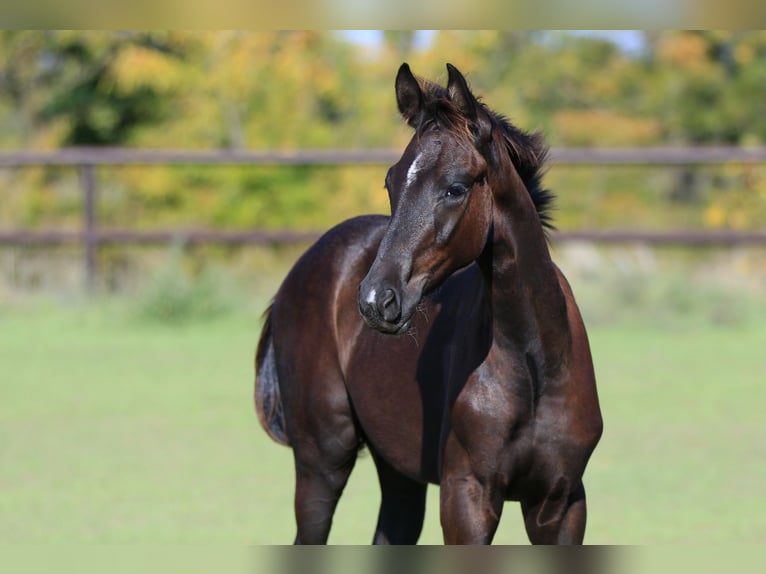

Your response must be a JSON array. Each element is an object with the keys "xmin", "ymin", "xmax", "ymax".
[{"xmin": 445, "ymin": 353, "xmax": 592, "ymax": 496}]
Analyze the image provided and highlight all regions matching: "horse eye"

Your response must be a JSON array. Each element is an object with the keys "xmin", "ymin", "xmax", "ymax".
[{"xmin": 445, "ymin": 183, "xmax": 468, "ymax": 198}]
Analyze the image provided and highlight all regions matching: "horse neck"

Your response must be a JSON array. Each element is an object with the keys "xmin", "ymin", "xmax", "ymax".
[{"xmin": 478, "ymin": 149, "xmax": 570, "ymax": 361}]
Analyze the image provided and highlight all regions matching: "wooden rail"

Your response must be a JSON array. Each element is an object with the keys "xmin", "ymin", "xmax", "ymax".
[
  {"xmin": 2, "ymin": 228, "xmax": 766, "ymax": 247},
  {"xmin": 554, "ymin": 229, "xmax": 766, "ymax": 246},
  {"xmin": 2, "ymin": 146, "xmax": 766, "ymax": 166}
]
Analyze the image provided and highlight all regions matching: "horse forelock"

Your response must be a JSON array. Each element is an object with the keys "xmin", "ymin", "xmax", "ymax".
[{"xmin": 413, "ymin": 79, "xmax": 474, "ymax": 142}]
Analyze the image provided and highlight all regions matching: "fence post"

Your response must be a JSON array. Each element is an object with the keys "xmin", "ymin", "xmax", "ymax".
[{"xmin": 80, "ymin": 164, "xmax": 97, "ymax": 292}]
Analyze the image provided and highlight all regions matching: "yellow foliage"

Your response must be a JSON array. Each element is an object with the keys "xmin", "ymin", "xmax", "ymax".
[
  {"xmin": 704, "ymin": 204, "xmax": 726, "ymax": 228},
  {"xmin": 657, "ymin": 33, "xmax": 710, "ymax": 73},
  {"xmin": 734, "ymin": 42, "xmax": 754, "ymax": 65},
  {"xmin": 703, "ymin": 165, "xmax": 766, "ymax": 230},
  {"xmin": 27, "ymin": 117, "xmax": 70, "ymax": 149},
  {"xmin": 552, "ymin": 110, "xmax": 661, "ymax": 146},
  {"xmin": 208, "ymin": 31, "xmax": 277, "ymax": 100},
  {"xmin": 109, "ymin": 44, "xmax": 186, "ymax": 95},
  {"xmin": 588, "ymin": 59, "xmax": 630, "ymax": 101},
  {"xmin": 729, "ymin": 208, "xmax": 748, "ymax": 229},
  {"xmin": 121, "ymin": 166, "xmax": 180, "ymax": 204}
]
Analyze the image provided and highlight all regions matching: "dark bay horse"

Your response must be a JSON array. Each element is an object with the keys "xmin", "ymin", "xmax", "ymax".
[{"xmin": 255, "ymin": 63, "xmax": 603, "ymax": 544}]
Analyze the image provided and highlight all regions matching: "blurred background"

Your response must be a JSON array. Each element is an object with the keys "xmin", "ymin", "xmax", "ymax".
[{"xmin": 0, "ymin": 30, "xmax": 764, "ymax": 544}]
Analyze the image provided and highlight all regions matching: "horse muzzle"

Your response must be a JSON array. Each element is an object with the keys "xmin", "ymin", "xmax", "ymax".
[{"xmin": 358, "ymin": 282, "xmax": 413, "ymax": 334}]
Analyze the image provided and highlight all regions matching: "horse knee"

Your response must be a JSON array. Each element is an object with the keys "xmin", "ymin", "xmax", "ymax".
[{"xmin": 440, "ymin": 474, "xmax": 504, "ymax": 544}]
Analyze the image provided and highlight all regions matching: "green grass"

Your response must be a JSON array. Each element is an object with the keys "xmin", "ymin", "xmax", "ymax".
[{"xmin": 1, "ymin": 302, "xmax": 764, "ymax": 544}]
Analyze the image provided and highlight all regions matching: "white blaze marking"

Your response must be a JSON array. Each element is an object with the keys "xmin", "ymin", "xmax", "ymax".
[
  {"xmin": 365, "ymin": 288, "xmax": 377, "ymax": 305},
  {"xmin": 406, "ymin": 152, "xmax": 426, "ymax": 188}
]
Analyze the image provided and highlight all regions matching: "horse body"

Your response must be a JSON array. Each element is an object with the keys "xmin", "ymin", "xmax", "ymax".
[{"xmin": 255, "ymin": 63, "xmax": 602, "ymax": 544}]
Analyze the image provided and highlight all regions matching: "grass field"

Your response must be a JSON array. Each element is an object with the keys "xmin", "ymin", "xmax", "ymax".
[{"xmin": 0, "ymin": 293, "xmax": 764, "ymax": 544}]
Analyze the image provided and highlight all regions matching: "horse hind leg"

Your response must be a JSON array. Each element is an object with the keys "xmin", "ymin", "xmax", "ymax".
[
  {"xmin": 371, "ymin": 452, "xmax": 427, "ymax": 544},
  {"xmin": 293, "ymin": 439, "xmax": 358, "ymax": 544},
  {"xmin": 289, "ymin": 379, "xmax": 362, "ymax": 544}
]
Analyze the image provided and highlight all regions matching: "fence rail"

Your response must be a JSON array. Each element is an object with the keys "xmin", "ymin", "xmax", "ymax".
[
  {"xmin": 1, "ymin": 146, "xmax": 765, "ymax": 289},
  {"xmin": 3, "ymin": 228, "xmax": 766, "ymax": 248},
  {"xmin": 2, "ymin": 146, "xmax": 766, "ymax": 166},
  {"xmin": 0, "ymin": 229, "xmax": 323, "ymax": 246}
]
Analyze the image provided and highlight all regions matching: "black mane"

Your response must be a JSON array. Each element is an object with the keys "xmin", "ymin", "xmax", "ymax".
[
  {"xmin": 413, "ymin": 78, "xmax": 555, "ymax": 230},
  {"xmin": 490, "ymin": 111, "xmax": 556, "ymax": 230}
]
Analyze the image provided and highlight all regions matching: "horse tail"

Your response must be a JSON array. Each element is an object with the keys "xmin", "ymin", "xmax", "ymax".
[{"xmin": 255, "ymin": 304, "xmax": 289, "ymax": 446}]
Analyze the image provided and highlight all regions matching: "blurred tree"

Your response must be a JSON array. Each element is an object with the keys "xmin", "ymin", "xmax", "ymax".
[
  {"xmin": 0, "ymin": 31, "xmax": 51, "ymax": 146},
  {"xmin": 642, "ymin": 30, "xmax": 766, "ymax": 145},
  {"xmin": 118, "ymin": 31, "xmax": 390, "ymax": 229},
  {"xmin": 1, "ymin": 30, "xmax": 765, "ymax": 234},
  {"xmin": 33, "ymin": 31, "xmax": 194, "ymax": 145},
  {"xmin": 640, "ymin": 31, "xmax": 766, "ymax": 205}
]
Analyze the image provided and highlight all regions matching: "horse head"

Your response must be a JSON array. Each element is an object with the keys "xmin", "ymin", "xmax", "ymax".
[{"xmin": 358, "ymin": 63, "xmax": 496, "ymax": 334}]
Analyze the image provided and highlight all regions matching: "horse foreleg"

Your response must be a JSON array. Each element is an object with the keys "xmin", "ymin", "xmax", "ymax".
[
  {"xmin": 439, "ymin": 435, "xmax": 505, "ymax": 544},
  {"xmin": 439, "ymin": 471, "xmax": 505, "ymax": 544},
  {"xmin": 520, "ymin": 480, "xmax": 587, "ymax": 544},
  {"xmin": 371, "ymin": 452, "xmax": 427, "ymax": 544}
]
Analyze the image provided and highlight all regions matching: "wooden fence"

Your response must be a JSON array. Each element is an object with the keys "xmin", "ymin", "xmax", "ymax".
[{"xmin": 1, "ymin": 146, "xmax": 766, "ymax": 289}]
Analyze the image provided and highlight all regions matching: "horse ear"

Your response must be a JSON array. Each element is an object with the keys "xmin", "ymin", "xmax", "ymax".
[
  {"xmin": 395, "ymin": 63, "xmax": 423, "ymax": 127},
  {"xmin": 446, "ymin": 63, "xmax": 492, "ymax": 141},
  {"xmin": 446, "ymin": 64, "xmax": 475, "ymax": 116}
]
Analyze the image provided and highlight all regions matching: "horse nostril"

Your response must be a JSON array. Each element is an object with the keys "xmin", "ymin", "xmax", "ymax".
[
  {"xmin": 381, "ymin": 288, "xmax": 395, "ymax": 308},
  {"xmin": 379, "ymin": 288, "xmax": 401, "ymax": 323}
]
